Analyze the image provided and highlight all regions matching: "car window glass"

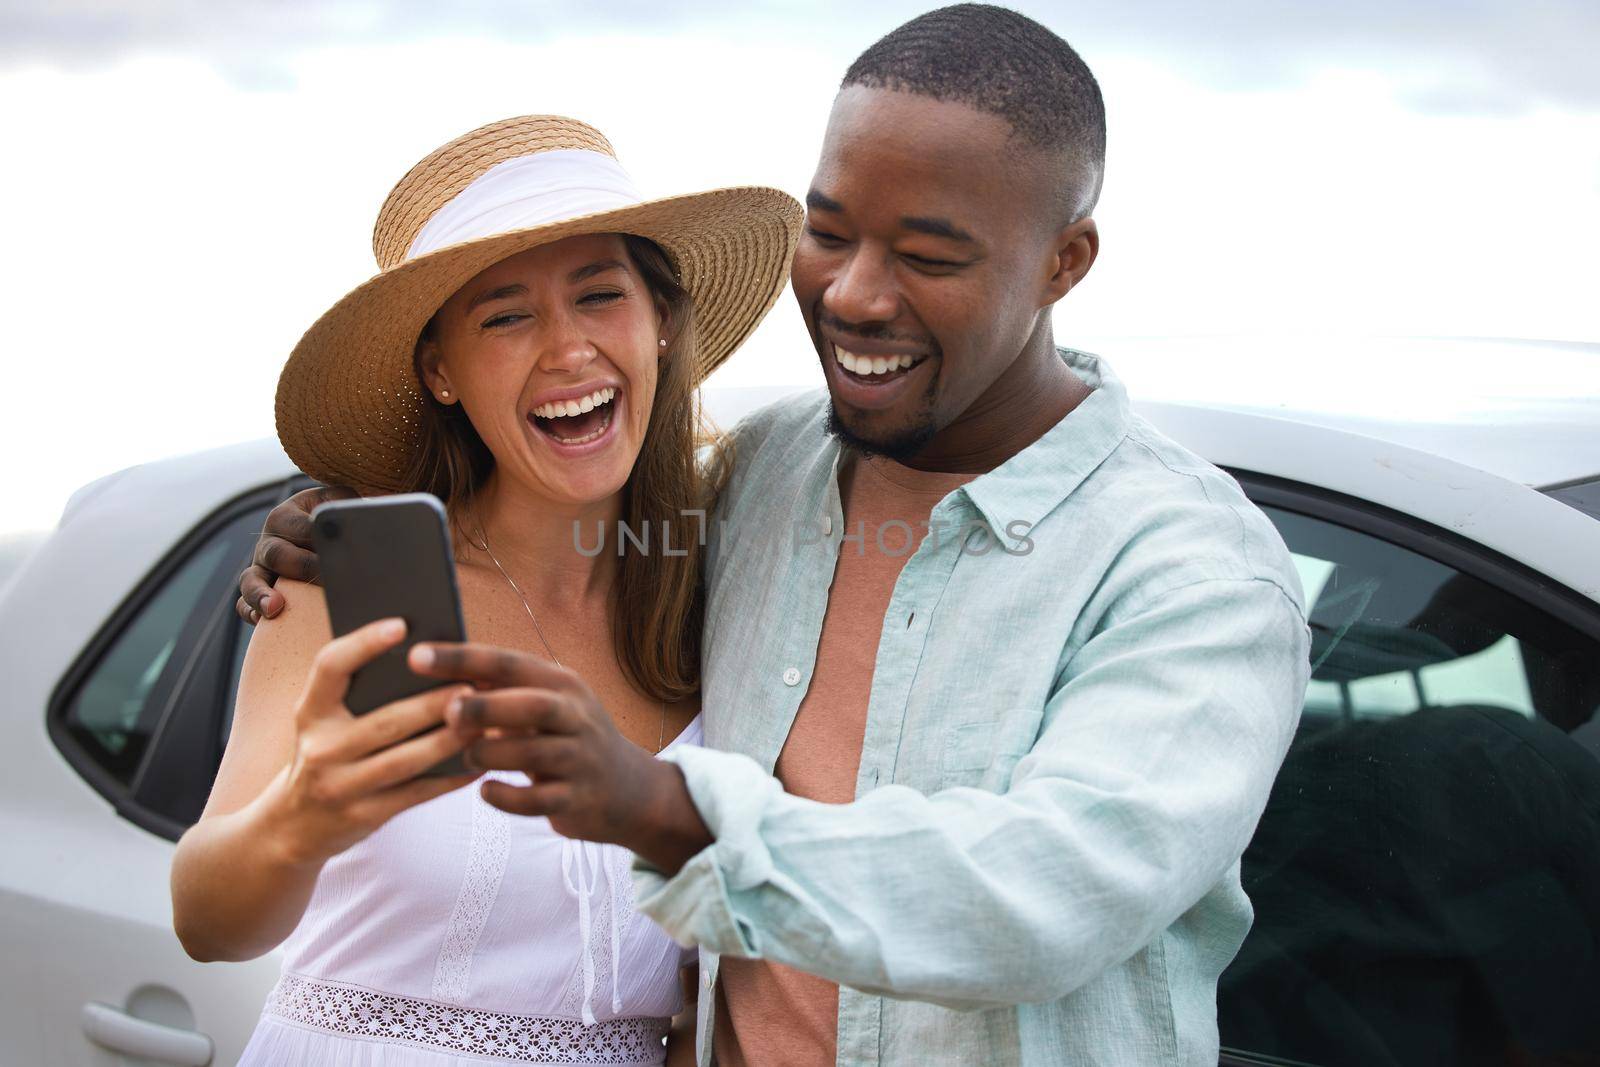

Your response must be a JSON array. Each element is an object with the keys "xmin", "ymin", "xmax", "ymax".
[
  {"xmin": 1221, "ymin": 505, "xmax": 1600, "ymax": 1066},
  {"xmin": 63, "ymin": 537, "xmax": 233, "ymax": 781}
]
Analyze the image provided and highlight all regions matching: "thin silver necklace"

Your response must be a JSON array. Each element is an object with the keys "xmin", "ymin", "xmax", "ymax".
[{"xmin": 468, "ymin": 505, "xmax": 667, "ymax": 753}]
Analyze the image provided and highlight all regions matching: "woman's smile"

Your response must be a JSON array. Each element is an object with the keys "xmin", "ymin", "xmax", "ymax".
[{"xmin": 525, "ymin": 383, "xmax": 625, "ymax": 456}]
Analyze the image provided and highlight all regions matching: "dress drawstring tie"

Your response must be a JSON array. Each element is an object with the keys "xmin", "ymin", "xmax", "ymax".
[{"xmin": 560, "ymin": 839, "xmax": 623, "ymax": 1027}]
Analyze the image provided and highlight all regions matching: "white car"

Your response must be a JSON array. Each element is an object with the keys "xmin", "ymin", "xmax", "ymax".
[{"xmin": 3, "ymin": 341, "xmax": 1597, "ymax": 1066}]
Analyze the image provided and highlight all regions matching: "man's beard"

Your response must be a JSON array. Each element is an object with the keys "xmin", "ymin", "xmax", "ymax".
[
  {"xmin": 814, "ymin": 318, "xmax": 943, "ymax": 461},
  {"xmin": 825, "ymin": 401, "xmax": 939, "ymax": 463}
]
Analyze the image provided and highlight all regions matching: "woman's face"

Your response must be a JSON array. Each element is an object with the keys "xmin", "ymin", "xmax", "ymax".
[{"xmin": 421, "ymin": 233, "xmax": 666, "ymax": 509}]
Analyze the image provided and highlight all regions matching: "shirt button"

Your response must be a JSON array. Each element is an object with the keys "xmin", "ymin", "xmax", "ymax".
[
  {"xmin": 823, "ymin": 515, "xmax": 833, "ymax": 535},
  {"xmin": 782, "ymin": 667, "xmax": 801, "ymax": 686},
  {"xmin": 703, "ymin": 970, "xmax": 713, "ymax": 990}
]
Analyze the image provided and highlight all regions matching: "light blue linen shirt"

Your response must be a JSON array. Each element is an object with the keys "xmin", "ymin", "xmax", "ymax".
[{"xmin": 634, "ymin": 349, "xmax": 1312, "ymax": 1066}]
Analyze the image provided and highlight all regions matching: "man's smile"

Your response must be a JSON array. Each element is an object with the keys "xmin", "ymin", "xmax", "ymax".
[
  {"xmin": 832, "ymin": 343, "xmax": 929, "ymax": 381},
  {"xmin": 823, "ymin": 337, "xmax": 936, "ymax": 412}
]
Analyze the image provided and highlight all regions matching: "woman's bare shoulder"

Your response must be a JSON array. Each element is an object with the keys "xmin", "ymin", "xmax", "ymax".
[{"xmin": 245, "ymin": 578, "xmax": 333, "ymax": 679}]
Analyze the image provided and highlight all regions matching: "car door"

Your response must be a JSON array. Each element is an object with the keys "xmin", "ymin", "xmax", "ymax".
[
  {"xmin": 1219, "ymin": 474, "xmax": 1600, "ymax": 1067},
  {"xmin": 1, "ymin": 477, "xmax": 306, "ymax": 1066}
]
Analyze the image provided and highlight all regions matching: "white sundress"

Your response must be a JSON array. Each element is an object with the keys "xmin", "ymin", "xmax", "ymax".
[{"xmin": 237, "ymin": 717, "xmax": 703, "ymax": 1066}]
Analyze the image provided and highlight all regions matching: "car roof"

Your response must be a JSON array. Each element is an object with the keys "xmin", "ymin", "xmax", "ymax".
[{"xmin": 1075, "ymin": 336, "xmax": 1600, "ymax": 489}]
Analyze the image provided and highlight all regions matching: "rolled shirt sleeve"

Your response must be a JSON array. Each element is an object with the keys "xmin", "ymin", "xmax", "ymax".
[{"xmin": 633, "ymin": 576, "xmax": 1311, "ymax": 1010}]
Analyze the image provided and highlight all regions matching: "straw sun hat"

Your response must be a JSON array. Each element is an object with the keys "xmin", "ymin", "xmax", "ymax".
[{"xmin": 275, "ymin": 115, "xmax": 803, "ymax": 494}]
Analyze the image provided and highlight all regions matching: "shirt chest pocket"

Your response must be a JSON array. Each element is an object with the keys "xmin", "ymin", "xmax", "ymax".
[{"xmin": 940, "ymin": 711, "xmax": 1043, "ymax": 791}]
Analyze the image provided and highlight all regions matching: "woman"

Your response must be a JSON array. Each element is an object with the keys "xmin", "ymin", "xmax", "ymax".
[{"xmin": 170, "ymin": 115, "xmax": 801, "ymax": 1065}]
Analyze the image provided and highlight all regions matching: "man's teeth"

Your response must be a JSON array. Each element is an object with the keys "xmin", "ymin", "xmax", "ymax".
[
  {"xmin": 834, "ymin": 347, "xmax": 924, "ymax": 376},
  {"xmin": 533, "ymin": 387, "xmax": 615, "ymax": 419}
]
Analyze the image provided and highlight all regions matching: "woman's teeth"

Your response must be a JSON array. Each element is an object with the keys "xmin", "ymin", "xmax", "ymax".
[
  {"xmin": 529, "ymin": 386, "xmax": 616, "ymax": 446},
  {"xmin": 532, "ymin": 387, "xmax": 615, "ymax": 420},
  {"xmin": 834, "ymin": 347, "xmax": 925, "ymax": 377}
]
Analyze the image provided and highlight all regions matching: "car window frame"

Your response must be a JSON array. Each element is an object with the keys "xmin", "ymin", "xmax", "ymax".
[
  {"xmin": 1234, "ymin": 470, "xmax": 1600, "ymax": 644},
  {"xmin": 1219, "ymin": 468, "xmax": 1600, "ymax": 1067},
  {"xmin": 46, "ymin": 473, "xmax": 313, "ymax": 842}
]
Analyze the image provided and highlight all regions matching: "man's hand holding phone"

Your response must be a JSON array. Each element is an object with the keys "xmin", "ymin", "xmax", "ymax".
[
  {"xmin": 261, "ymin": 617, "xmax": 479, "ymax": 866},
  {"xmin": 411, "ymin": 642, "xmax": 714, "ymax": 876}
]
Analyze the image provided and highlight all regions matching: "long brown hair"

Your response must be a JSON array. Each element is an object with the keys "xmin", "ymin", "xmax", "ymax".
[{"xmin": 401, "ymin": 235, "xmax": 731, "ymax": 702}]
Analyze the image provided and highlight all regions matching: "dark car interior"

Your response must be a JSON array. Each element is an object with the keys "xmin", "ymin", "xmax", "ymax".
[{"xmin": 1220, "ymin": 508, "xmax": 1600, "ymax": 1066}]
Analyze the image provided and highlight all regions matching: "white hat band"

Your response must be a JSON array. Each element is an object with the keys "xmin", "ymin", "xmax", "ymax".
[{"xmin": 406, "ymin": 149, "xmax": 644, "ymax": 261}]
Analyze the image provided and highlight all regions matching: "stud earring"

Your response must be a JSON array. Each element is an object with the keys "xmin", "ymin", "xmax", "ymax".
[
  {"xmin": 659, "ymin": 338, "xmax": 667, "ymax": 348},
  {"xmin": 440, "ymin": 389, "xmax": 451, "ymax": 399}
]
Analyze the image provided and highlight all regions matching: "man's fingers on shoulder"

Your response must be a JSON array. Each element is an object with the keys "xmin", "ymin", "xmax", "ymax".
[
  {"xmin": 238, "ymin": 564, "xmax": 276, "ymax": 611},
  {"xmin": 260, "ymin": 537, "xmax": 319, "ymax": 583},
  {"xmin": 266, "ymin": 491, "xmax": 316, "ymax": 537},
  {"xmin": 267, "ymin": 484, "xmax": 353, "ymax": 544},
  {"xmin": 259, "ymin": 536, "xmax": 288, "ymax": 572}
]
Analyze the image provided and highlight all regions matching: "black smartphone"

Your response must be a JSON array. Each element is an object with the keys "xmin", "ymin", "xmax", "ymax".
[{"xmin": 311, "ymin": 493, "xmax": 469, "ymax": 777}]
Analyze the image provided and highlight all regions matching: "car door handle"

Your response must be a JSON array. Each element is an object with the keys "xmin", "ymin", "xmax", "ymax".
[{"xmin": 80, "ymin": 1002, "xmax": 214, "ymax": 1066}]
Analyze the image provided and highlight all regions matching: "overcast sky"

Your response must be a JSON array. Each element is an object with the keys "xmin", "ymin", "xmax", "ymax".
[
  {"xmin": 2, "ymin": 1, "xmax": 1597, "ymax": 533},
  {"xmin": 7, "ymin": 1, "xmax": 1599, "ymax": 111}
]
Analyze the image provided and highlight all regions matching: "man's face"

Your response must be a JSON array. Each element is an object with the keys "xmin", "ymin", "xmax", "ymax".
[{"xmin": 790, "ymin": 86, "xmax": 1067, "ymax": 460}]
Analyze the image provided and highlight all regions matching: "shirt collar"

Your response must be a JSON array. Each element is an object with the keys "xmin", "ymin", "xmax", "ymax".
[
  {"xmin": 957, "ymin": 347, "xmax": 1131, "ymax": 546},
  {"xmin": 810, "ymin": 347, "xmax": 1130, "ymax": 548}
]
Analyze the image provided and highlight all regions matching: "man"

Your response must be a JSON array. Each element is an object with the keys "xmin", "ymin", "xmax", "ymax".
[{"xmin": 240, "ymin": 6, "xmax": 1311, "ymax": 1064}]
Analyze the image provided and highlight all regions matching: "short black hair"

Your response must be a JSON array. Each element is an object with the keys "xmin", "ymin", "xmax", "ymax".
[{"xmin": 842, "ymin": 4, "xmax": 1106, "ymax": 218}]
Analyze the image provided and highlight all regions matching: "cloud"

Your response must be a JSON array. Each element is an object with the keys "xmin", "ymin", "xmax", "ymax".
[
  {"xmin": 0, "ymin": 1, "xmax": 684, "ymax": 67},
  {"xmin": 3, "ymin": 0, "xmax": 1598, "ymax": 113},
  {"xmin": 1050, "ymin": 0, "xmax": 1600, "ymax": 115}
]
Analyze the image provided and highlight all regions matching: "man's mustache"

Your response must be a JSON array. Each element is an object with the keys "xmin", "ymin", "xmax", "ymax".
[{"xmin": 815, "ymin": 312, "xmax": 937, "ymax": 353}]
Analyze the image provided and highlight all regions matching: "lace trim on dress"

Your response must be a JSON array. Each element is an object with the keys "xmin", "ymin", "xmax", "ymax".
[
  {"xmin": 431, "ymin": 773, "xmax": 514, "ymax": 1004},
  {"xmin": 265, "ymin": 973, "xmax": 670, "ymax": 1064}
]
